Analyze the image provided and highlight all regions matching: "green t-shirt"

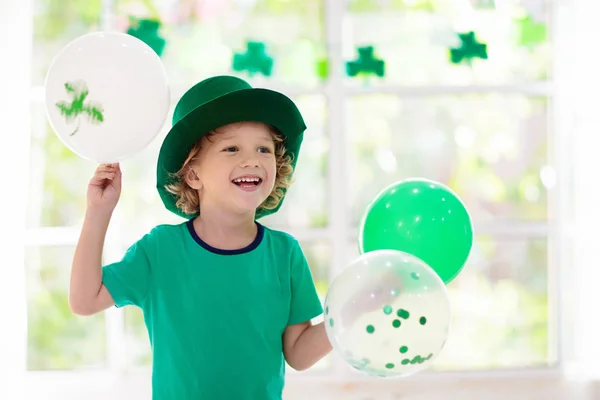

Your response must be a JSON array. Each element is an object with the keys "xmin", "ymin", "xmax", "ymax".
[{"xmin": 101, "ymin": 220, "xmax": 323, "ymax": 400}]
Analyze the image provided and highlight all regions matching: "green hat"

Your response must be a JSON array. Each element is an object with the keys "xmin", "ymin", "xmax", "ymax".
[{"xmin": 156, "ymin": 75, "xmax": 306, "ymax": 219}]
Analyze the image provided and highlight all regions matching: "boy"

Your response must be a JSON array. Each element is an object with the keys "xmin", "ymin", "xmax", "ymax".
[{"xmin": 69, "ymin": 75, "xmax": 332, "ymax": 399}]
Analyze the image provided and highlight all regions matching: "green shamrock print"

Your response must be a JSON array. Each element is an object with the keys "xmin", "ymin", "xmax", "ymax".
[{"xmin": 55, "ymin": 80, "xmax": 104, "ymax": 136}]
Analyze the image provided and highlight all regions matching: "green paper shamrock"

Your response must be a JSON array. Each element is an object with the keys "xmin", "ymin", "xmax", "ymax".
[
  {"xmin": 516, "ymin": 15, "xmax": 547, "ymax": 48},
  {"xmin": 55, "ymin": 81, "xmax": 104, "ymax": 136},
  {"xmin": 127, "ymin": 18, "xmax": 166, "ymax": 57},
  {"xmin": 232, "ymin": 41, "xmax": 274, "ymax": 77},
  {"xmin": 316, "ymin": 58, "xmax": 329, "ymax": 80},
  {"xmin": 346, "ymin": 46, "xmax": 385, "ymax": 78},
  {"xmin": 449, "ymin": 32, "xmax": 488, "ymax": 65}
]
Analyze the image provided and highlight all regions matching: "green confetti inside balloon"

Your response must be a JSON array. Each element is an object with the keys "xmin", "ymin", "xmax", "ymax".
[
  {"xmin": 366, "ymin": 325, "xmax": 375, "ymax": 334},
  {"xmin": 411, "ymin": 355, "xmax": 426, "ymax": 364}
]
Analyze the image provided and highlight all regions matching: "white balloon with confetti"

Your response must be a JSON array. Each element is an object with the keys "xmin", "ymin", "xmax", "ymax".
[{"xmin": 324, "ymin": 249, "xmax": 451, "ymax": 378}]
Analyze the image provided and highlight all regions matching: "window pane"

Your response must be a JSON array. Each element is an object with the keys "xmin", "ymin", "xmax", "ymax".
[
  {"xmin": 302, "ymin": 239, "xmax": 331, "ymax": 300},
  {"xmin": 343, "ymin": 235, "xmax": 549, "ymax": 370},
  {"xmin": 116, "ymin": 0, "xmax": 326, "ymax": 89},
  {"xmin": 344, "ymin": 0, "xmax": 551, "ymax": 86},
  {"xmin": 27, "ymin": 103, "xmax": 95, "ymax": 228},
  {"xmin": 25, "ymin": 245, "xmax": 106, "ymax": 370},
  {"xmin": 33, "ymin": 0, "xmax": 103, "ymax": 85},
  {"xmin": 110, "ymin": 106, "xmax": 183, "ymax": 238},
  {"xmin": 435, "ymin": 236, "xmax": 549, "ymax": 370},
  {"xmin": 260, "ymin": 95, "xmax": 329, "ymax": 229},
  {"xmin": 346, "ymin": 94, "xmax": 549, "ymax": 225},
  {"xmin": 123, "ymin": 240, "xmax": 332, "ymax": 369},
  {"xmin": 124, "ymin": 307, "xmax": 151, "ymax": 368}
]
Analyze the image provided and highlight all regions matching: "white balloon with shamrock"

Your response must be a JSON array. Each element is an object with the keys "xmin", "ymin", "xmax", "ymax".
[{"xmin": 44, "ymin": 31, "xmax": 170, "ymax": 163}]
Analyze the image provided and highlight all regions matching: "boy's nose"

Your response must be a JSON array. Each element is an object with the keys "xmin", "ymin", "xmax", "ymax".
[{"xmin": 240, "ymin": 157, "xmax": 259, "ymax": 168}]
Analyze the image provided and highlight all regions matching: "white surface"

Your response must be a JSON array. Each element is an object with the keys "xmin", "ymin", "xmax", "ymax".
[{"xmin": 10, "ymin": 370, "xmax": 600, "ymax": 400}]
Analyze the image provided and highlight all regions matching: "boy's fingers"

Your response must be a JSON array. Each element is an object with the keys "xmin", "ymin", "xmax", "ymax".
[
  {"xmin": 96, "ymin": 164, "xmax": 119, "ymax": 173},
  {"xmin": 91, "ymin": 172, "xmax": 116, "ymax": 182}
]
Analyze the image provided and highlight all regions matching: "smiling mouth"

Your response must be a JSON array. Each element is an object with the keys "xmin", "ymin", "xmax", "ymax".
[{"xmin": 232, "ymin": 177, "xmax": 263, "ymax": 188}]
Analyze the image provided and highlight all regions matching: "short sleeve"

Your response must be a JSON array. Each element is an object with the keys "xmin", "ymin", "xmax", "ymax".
[
  {"xmin": 287, "ymin": 240, "xmax": 324, "ymax": 325},
  {"xmin": 102, "ymin": 235, "xmax": 152, "ymax": 308}
]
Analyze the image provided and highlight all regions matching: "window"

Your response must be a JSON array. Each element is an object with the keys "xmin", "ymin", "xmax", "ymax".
[{"xmin": 20, "ymin": 0, "xmax": 563, "ymax": 388}]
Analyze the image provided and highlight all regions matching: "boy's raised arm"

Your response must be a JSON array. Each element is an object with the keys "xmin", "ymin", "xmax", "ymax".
[{"xmin": 69, "ymin": 163, "xmax": 120, "ymax": 316}]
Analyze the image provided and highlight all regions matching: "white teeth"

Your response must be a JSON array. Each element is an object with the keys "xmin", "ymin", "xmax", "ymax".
[{"xmin": 233, "ymin": 177, "xmax": 260, "ymax": 183}]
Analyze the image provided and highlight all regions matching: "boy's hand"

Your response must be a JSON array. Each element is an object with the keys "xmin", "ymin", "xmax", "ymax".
[{"xmin": 87, "ymin": 163, "xmax": 122, "ymax": 213}]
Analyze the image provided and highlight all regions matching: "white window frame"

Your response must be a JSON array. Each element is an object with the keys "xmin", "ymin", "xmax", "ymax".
[
  {"xmin": 0, "ymin": 1, "xmax": 32, "ymax": 399},
  {"xmin": 4, "ymin": 0, "xmax": 600, "ymax": 398}
]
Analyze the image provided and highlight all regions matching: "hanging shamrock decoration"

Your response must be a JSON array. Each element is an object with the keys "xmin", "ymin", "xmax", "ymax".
[
  {"xmin": 232, "ymin": 41, "xmax": 274, "ymax": 77},
  {"xmin": 449, "ymin": 32, "xmax": 488, "ymax": 65},
  {"xmin": 316, "ymin": 58, "xmax": 329, "ymax": 80},
  {"xmin": 55, "ymin": 81, "xmax": 104, "ymax": 137},
  {"xmin": 346, "ymin": 46, "xmax": 385, "ymax": 78},
  {"xmin": 515, "ymin": 14, "xmax": 547, "ymax": 48},
  {"xmin": 126, "ymin": 17, "xmax": 166, "ymax": 57}
]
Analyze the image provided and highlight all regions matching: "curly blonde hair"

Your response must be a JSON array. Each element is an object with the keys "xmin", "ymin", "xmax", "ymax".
[{"xmin": 164, "ymin": 123, "xmax": 294, "ymax": 216}]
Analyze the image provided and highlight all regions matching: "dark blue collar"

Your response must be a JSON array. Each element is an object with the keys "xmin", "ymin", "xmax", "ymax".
[{"xmin": 186, "ymin": 219, "xmax": 264, "ymax": 255}]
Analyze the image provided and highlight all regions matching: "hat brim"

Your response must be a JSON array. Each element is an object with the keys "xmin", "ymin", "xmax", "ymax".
[{"xmin": 157, "ymin": 88, "xmax": 306, "ymax": 220}]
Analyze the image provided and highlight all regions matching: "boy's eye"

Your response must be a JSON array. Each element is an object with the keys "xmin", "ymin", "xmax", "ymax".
[
  {"xmin": 258, "ymin": 146, "xmax": 273, "ymax": 154},
  {"xmin": 223, "ymin": 146, "xmax": 238, "ymax": 152}
]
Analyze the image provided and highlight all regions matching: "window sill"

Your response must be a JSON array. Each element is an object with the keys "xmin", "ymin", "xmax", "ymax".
[{"xmin": 12, "ymin": 367, "xmax": 598, "ymax": 400}]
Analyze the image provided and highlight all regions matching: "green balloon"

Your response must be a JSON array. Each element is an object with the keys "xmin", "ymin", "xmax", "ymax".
[{"xmin": 359, "ymin": 179, "xmax": 473, "ymax": 284}]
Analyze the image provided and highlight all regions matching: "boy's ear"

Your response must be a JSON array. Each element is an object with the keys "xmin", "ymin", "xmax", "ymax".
[{"xmin": 185, "ymin": 166, "xmax": 202, "ymax": 190}]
